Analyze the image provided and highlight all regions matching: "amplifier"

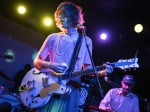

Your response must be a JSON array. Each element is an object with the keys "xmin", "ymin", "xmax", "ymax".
[{"xmin": 79, "ymin": 83, "xmax": 90, "ymax": 109}]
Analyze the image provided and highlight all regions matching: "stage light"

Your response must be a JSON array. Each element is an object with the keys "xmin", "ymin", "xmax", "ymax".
[
  {"xmin": 5, "ymin": 49, "xmax": 14, "ymax": 63},
  {"xmin": 100, "ymin": 33, "xmax": 107, "ymax": 40},
  {"xmin": 134, "ymin": 24, "xmax": 143, "ymax": 33},
  {"xmin": 44, "ymin": 18, "xmax": 52, "ymax": 26},
  {"xmin": 18, "ymin": 6, "xmax": 26, "ymax": 14}
]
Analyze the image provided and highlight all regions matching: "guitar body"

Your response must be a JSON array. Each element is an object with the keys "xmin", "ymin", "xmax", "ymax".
[{"xmin": 19, "ymin": 68, "xmax": 71, "ymax": 108}]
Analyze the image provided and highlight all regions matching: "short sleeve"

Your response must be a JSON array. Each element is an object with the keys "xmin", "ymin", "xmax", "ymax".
[
  {"xmin": 37, "ymin": 34, "xmax": 53, "ymax": 60},
  {"xmin": 83, "ymin": 36, "xmax": 92, "ymax": 65}
]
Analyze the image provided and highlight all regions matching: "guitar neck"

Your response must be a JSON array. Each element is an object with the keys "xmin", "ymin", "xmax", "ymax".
[
  {"xmin": 61, "ymin": 57, "xmax": 139, "ymax": 80},
  {"xmin": 64, "ymin": 63, "xmax": 116, "ymax": 79}
]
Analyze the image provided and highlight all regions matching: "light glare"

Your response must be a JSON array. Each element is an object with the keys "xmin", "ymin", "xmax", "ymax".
[
  {"xmin": 44, "ymin": 19, "xmax": 52, "ymax": 26},
  {"xmin": 18, "ymin": 6, "xmax": 26, "ymax": 14},
  {"xmin": 100, "ymin": 33, "xmax": 107, "ymax": 40},
  {"xmin": 134, "ymin": 24, "xmax": 143, "ymax": 33}
]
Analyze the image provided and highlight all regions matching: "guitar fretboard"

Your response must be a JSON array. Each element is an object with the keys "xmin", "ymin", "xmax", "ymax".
[
  {"xmin": 62, "ymin": 63, "xmax": 116, "ymax": 80},
  {"xmin": 71, "ymin": 66, "xmax": 105, "ymax": 77}
]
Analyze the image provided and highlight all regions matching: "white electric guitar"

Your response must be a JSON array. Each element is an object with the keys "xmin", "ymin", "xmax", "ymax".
[{"xmin": 19, "ymin": 58, "xmax": 139, "ymax": 108}]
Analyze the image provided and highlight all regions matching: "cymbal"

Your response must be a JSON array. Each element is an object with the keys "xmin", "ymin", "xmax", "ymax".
[{"xmin": 0, "ymin": 71, "xmax": 11, "ymax": 81}]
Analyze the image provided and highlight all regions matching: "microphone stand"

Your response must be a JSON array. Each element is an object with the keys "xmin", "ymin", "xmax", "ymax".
[
  {"xmin": 104, "ymin": 76, "xmax": 150, "ymax": 112},
  {"xmin": 78, "ymin": 26, "xmax": 104, "ymax": 98}
]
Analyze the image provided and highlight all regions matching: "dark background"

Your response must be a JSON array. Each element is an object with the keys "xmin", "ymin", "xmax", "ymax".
[{"xmin": 0, "ymin": 0, "xmax": 150, "ymax": 111}]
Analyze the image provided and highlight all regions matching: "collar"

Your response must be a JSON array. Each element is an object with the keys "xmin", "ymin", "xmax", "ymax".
[
  {"xmin": 117, "ymin": 88, "xmax": 133, "ymax": 99},
  {"xmin": 60, "ymin": 31, "xmax": 78, "ymax": 36}
]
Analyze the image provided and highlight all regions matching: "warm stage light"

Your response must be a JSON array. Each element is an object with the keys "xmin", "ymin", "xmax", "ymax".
[
  {"xmin": 134, "ymin": 24, "xmax": 143, "ymax": 33},
  {"xmin": 44, "ymin": 18, "xmax": 52, "ymax": 26},
  {"xmin": 18, "ymin": 6, "xmax": 26, "ymax": 14}
]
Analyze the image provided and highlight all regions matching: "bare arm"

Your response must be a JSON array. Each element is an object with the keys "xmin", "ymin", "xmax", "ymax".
[
  {"xmin": 83, "ymin": 63, "xmax": 113, "ymax": 76},
  {"xmin": 33, "ymin": 56, "xmax": 68, "ymax": 74},
  {"xmin": 33, "ymin": 56, "xmax": 50, "ymax": 70}
]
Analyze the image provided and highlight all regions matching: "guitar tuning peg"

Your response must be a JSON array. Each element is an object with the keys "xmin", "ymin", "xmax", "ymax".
[{"xmin": 124, "ymin": 69, "xmax": 127, "ymax": 72}]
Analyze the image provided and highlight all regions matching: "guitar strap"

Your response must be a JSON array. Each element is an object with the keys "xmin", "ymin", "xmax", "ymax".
[
  {"xmin": 65, "ymin": 33, "xmax": 83, "ymax": 77},
  {"xmin": 57, "ymin": 33, "xmax": 83, "ymax": 112}
]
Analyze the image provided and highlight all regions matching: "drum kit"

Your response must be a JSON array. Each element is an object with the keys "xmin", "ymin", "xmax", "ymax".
[{"xmin": 0, "ymin": 71, "xmax": 35, "ymax": 112}]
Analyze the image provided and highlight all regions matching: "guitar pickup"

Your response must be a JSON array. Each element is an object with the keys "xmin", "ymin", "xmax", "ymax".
[{"xmin": 42, "ymin": 77, "xmax": 49, "ymax": 87}]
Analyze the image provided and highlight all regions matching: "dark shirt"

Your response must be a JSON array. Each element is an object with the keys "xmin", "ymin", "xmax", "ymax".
[{"xmin": 11, "ymin": 70, "xmax": 26, "ymax": 93}]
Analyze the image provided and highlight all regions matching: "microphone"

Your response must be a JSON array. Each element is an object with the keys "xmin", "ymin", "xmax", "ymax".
[
  {"xmin": 77, "ymin": 24, "xmax": 85, "ymax": 29},
  {"xmin": 104, "ymin": 76, "xmax": 121, "ymax": 88},
  {"xmin": 104, "ymin": 77, "xmax": 108, "ymax": 82},
  {"xmin": 77, "ymin": 24, "xmax": 86, "ymax": 35}
]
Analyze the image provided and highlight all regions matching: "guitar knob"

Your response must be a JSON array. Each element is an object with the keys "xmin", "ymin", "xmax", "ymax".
[
  {"xmin": 61, "ymin": 88, "xmax": 63, "ymax": 90},
  {"xmin": 31, "ymin": 94, "xmax": 34, "ymax": 97},
  {"xmin": 35, "ymin": 100, "xmax": 38, "ymax": 103},
  {"xmin": 32, "ymin": 101, "xmax": 34, "ymax": 103},
  {"xmin": 28, "ymin": 103, "xmax": 31, "ymax": 106}
]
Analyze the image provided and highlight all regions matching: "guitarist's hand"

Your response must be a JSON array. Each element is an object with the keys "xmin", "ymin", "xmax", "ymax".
[
  {"xmin": 98, "ymin": 62, "xmax": 113, "ymax": 76},
  {"xmin": 49, "ymin": 62, "xmax": 68, "ymax": 74}
]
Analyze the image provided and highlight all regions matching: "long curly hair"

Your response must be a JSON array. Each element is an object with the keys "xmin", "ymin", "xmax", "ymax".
[{"xmin": 54, "ymin": 2, "xmax": 84, "ymax": 31}]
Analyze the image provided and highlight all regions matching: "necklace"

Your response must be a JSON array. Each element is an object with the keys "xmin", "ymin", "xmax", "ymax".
[{"xmin": 56, "ymin": 34, "xmax": 74, "ymax": 56}]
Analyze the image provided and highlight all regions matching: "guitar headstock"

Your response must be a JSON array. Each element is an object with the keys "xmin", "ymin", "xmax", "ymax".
[{"xmin": 114, "ymin": 58, "xmax": 139, "ymax": 70}]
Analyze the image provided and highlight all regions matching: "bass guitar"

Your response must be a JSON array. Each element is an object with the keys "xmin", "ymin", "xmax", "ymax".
[{"xmin": 19, "ymin": 57, "xmax": 139, "ymax": 108}]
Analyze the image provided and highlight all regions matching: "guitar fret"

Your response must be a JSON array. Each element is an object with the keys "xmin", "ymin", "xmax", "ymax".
[
  {"xmin": 96, "ymin": 66, "xmax": 104, "ymax": 71},
  {"xmin": 74, "ymin": 72, "xmax": 77, "ymax": 77},
  {"xmin": 89, "ymin": 69, "xmax": 92, "ymax": 74},
  {"xmin": 87, "ymin": 69, "xmax": 90, "ymax": 74},
  {"xmin": 96, "ymin": 66, "xmax": 99, "ymax": 71},
  {"xmin": 68, "ymin": 65, "xmax": 105, "ymax": 78}
]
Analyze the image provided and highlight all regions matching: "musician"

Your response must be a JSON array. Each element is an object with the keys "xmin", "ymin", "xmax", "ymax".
[
  {"xmin": 99, "ymin": 74, "xmax": 140, "ymax": 112},
  {"xmin": 33, "ymin": 2, "xmax": 113, "ymax": 112},
  {"xmin": 9, "ymin": 64, "xmax": 32, "ymax": 93}
]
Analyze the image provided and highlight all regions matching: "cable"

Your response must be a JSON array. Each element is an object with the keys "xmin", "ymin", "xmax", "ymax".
[{"xmin": 104, "ymin": 77, "xmax": 121, "ymax": 88}]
